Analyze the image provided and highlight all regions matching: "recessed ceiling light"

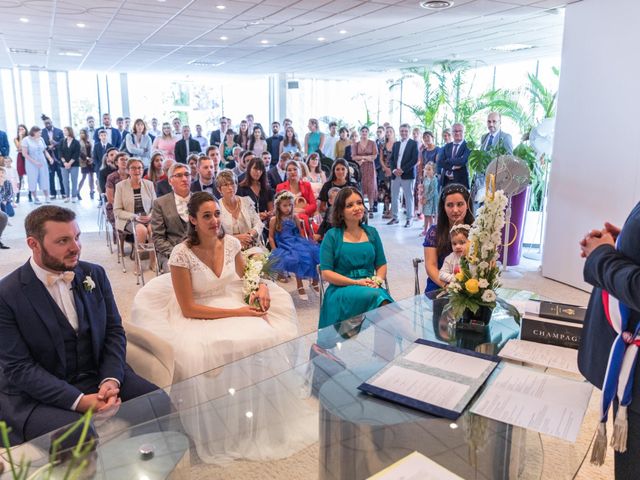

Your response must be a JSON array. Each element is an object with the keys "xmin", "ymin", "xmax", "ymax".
[
  {"xmin": 339, "ymin": 29, "xmax": 347, "ymax": 34},
  {"xmin": 491, "ymin": 43, "xmax": 535, "ymax": 52},
  {"xmin": 260, "ymin": 39, "xmax": 269, "ymax": 44},
  {"xmin": 58, "ymin": 50, "xmax": 83, "ymax": 57},
  {"xmin": 19, "ymin": 17, "xmax": 29, "ymax": 23},
  {"xmin": 420, "ymin": 0, "xmax": 454, "ymax": 9},
  {"xmin": 76, "ymin": 23, "xmax": 86, "ymax": 28},
  {"xmin": 398, "ymin": 57, "xmax": 419, "ymax": 63},
  {"xmin": 216, "ymin": 4, "xmax": 225, "ymax": 9},
  {"xmin": 220, "ymin": 36, "xmax": 228, "ymax": 41},
  {"xmin": 317, "ymin": 37, "xmax": 325, "ymax": 41}
]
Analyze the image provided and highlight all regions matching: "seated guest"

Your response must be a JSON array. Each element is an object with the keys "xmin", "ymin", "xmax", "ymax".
[
  {"xmin": 105, "ymin": 153, "xmax": 129, "ymax": 227},
  {"xmin": 319, "ymin": 187, "xmax": 393, "ymax": 328},
  {"xmin": 276, "ymin": 160, "xmax": 317, "ymax": 234},
  {"xmin": 269, "ymin": 191, "xmax": 319, "ymax": 300},
  {"xmin": 155, "ymin": 158, "xmax": 175, "ymax": 197},
  {"xmin": 306, "ymin": 152, "xmax": 326, "ymax": 198},
  {"xmin": 0, "ymin": 166, "xmax": 16, "ymax": 217},
  {"xmin": 423, "ymin": 183, "xmax": 474, "ymax": 293},
  {"xmin": 98, "ymin": 147, "xmax": 118, "ymax": 195},
  {"xmin": 191, "ymin": 154, "xmax": 219, "ymax": 199},
  {"xmin": 113, "ymin": 158, "xmax": 157, "ymax": 268},
  {"xmin": 261, "ymin": 151, "xmax": 272, "ymax": 169},
  {"xmin": 579, "ymin": 207, "xmax": 640, "ymax": 476},
  {"xmin": 0, "ymin": 205, "xmax": 167, "ymax": 447},
  {"xmin": 216, "ymin": 170, "xmax": 263, "ymax": 250},
  {"xmin": 151, "ymin": 163, "xmax": 191, "ymax": 271},
  {"xmin": 267, "ymin": 151, "xmax": 290, "ymax": 189},
  {"xmin": 318, "ymin": 158, "xmax": 357, "ymax": 213},
  {"xmin": 234, "ymin": 150, "xmax": 254, "ymax": 183},
  {"xmin": 315, "ymin": 186, "xmax": 341, "ymax": 241},
  {"xmin": 143, "ymin": 151, "xmax": 166, "ymax": 187},
  {"xmin": 237, "ymin": 157, "xmax": 274, "ymax": 223},
  {"xmin": 205, "ymin": 145, "xmax": 222, "ymax": 177},
  {"xmin": 187, "ymin": 154, "xmax": 199, "ymax": 181},
  {"xmin": 152, "ymin": 122, "xmax": 177, "ymax": 162},
  {"xmin": 130, "ymin": 192, "xmax": 314, "ymax": 463}
]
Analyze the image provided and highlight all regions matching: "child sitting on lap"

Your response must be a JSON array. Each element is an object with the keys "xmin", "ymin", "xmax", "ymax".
[{"xmin": 439, "ymin": 224, "xmax": 470, "ymax": 284}]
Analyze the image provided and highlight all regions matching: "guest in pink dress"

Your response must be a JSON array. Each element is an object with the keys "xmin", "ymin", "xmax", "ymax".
[{"xmin": 152, "ymin": 122, "xmax": 178, "ymax": 162}]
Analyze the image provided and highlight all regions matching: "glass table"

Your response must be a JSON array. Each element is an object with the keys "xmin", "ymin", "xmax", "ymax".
[{"xmin": 4, "ymin": 289, "xmax": 596, "ymax": 479}]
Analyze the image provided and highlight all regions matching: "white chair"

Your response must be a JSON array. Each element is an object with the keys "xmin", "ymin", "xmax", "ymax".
[{"xmin": 130, "ymin": 218, "xmax": 160, "ymax": 286}]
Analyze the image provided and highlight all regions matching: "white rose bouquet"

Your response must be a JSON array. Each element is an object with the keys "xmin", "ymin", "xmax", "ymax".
[
  {"xmin": 242, "ymin": 251, "xmax": 274, "ymax": 308},
  {"xmin": 445, "ymin": 187, "xmax": 508, "ymax": 320}
]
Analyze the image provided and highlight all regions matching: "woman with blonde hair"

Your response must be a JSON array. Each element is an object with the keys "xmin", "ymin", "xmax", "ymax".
[{"xmin": 152, "ymin": 122, "xmax": 178, "ymax": 161}]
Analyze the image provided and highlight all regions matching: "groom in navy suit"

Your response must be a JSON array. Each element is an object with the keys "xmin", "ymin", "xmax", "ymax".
[{"xmin": 0, "ymin": 206, "xmax": 167, "ymax": 446}]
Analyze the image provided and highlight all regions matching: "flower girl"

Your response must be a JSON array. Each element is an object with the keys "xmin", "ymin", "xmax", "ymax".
[
  {"xmin": 439, "ymin": 224, "xmax": 470, "ymax": 284},
  {"xmin": 269, "ymin": 190, "xmax": 320, "ymax": 300}
]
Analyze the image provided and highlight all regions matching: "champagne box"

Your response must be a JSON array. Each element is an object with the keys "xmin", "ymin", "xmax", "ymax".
[
  {"xmin": 538, "ymin": 301, "xmax": 586, "ymax": 323},
  {"xmin": 520, "ymin": 313, "xmax": 583, "ymax": 350}
]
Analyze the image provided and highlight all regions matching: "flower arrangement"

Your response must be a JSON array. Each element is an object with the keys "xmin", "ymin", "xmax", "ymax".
[
  {"xmin": 445, "ymin": 186, "xmax": 508, "ymax": 321},
  {"xmin": 242, "ymin": 251, "xmax": 274, "ymax": 307}
]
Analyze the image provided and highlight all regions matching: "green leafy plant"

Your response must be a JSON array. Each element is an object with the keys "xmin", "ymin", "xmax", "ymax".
[{"xmin": 0, "ymin": 410, "xmax": 94, "ymax": 480}]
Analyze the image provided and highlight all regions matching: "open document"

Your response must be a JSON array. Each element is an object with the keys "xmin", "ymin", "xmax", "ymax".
[
  {"xmin": 470, "ymin": 364, "xmax": 592, "ymax": 442},
  {"xmin": 499, "ymin": 339, "xmax": 581, "ymax": 375},
  {"xmin": 358, "ymin": 340, "xmax": 499, "ymax": 419}
]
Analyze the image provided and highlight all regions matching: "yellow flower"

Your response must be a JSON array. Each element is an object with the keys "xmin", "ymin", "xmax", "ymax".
[
  {"xmin": 465, "ymin": 278, "xmax": 479, "ymax": 294},
  {"xmin": 455, "ymin": 272, "xmax": 465, "ymax": 282}
]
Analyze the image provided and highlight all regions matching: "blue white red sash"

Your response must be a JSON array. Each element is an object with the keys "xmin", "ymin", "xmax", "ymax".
[{"xmin": 590, "ymin": 290, "xmax": 640, "ymax": 465}]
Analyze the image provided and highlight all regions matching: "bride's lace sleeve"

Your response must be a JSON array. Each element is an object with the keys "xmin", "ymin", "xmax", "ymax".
[
  {"xmin": 225, "ymin": 235, "xmax": 242, "ymax": 263},
  {"xmin": 168, "ymin": 242, "xmax": 192, "ymax": 269}
]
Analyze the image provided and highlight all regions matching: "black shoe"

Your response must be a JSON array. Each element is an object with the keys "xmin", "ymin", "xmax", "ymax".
[
  {"xmin": 372, "ymin": 204, "xmax": 378, "ymax": 213},
  {"xmin": 28, "ymin": 192, "xmax": 33, "ymax": 202},
  {"xmin": 386, "ymin": 218, "xmax": 399, "ymax": 225},
  {"xmin": 15, "ymin": 192, "xmax": 20, "ymax": 203},
  {"xmin": 0, "ymin": 241, "xmax": 9, "ymax": 249},
  {"xmin": 404, "ymin": 220, "xmax": 412, "ymax": 228},
  {"xmin": 90, "ymin": 191, "xmax": 95, "ymax": 200},
  {"xmin": 77, "ymin": 193, "xmax": 82, "ymax": 201}
]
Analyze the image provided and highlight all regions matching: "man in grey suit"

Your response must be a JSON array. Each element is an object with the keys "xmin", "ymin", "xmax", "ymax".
[
  {"xmin": 150, "ymin": 163, "xmax": 191, "ymax": 272},
  {"xmin": 472, "ymin": 112, "xmax": 514, "ymax": 209}
]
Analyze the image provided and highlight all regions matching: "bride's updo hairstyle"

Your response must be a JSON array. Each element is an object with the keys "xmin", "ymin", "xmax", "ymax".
[{"xmin": 186, "ymin": 191, "xmax": 224, "ymax": 246}]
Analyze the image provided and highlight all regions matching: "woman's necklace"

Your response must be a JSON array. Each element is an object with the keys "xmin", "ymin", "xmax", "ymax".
[{"xmin": 223, "ymin": 196, "xmax": 241, "ymax": 216}]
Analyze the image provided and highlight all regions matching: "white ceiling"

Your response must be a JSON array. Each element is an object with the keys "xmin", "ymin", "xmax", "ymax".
[{"xmin": 0, "ymin": 0, "xmax": 576, "ymax": 76}]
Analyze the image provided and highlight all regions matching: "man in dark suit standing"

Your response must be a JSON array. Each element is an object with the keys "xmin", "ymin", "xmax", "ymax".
[
  {"xmin": 0, "ymin": 206, "xmax": 167, "ymax": 446},
  {"xmin": 41, "ymin": 115, "xmax": 65, "ymax": 199},
  {"xmin": 266, "ymin": 121, "xmax": 282, "ymax": 161},
  {"xmin": 387, "ymin": 123, "xmax": 418, "ymax": 227},
  {"xmin": 92, "ymin": 129, "xmax": 112, "ymax": 177},
  {"xmin": 93, "ymin": 113, "xmax": 122, "ymax": 149},
  {"xmin": 440, "ymin": 123, "xmax": 471, "ymax": 190},
  {"xmin": 0, "ymin": 129, "xmax": 11, "ymax": 157},
  {"xmin": 579, "ymin": 207, "xmax": 640, "ymax": 477},
  {"xmin": 151, "ymin": 163, "xmax": 191, "ymax": 271},
  {"xmin": 209, "ymin": 117, "xmax": 229, "ymax": 147},
  {"xmin": 174, "ymin": 125, "xmax": 202, "ymax": 164}
]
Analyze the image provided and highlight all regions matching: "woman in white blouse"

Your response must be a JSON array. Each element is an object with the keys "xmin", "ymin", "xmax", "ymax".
[{"xmin": 215, "ymin": 169, "xmax": 263, "ymax": 250}]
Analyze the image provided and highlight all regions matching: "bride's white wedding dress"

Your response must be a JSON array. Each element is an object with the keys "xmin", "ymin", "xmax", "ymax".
[{"xmin": 131, "ymin": 236, "xmax": 317, "ymax": 464}]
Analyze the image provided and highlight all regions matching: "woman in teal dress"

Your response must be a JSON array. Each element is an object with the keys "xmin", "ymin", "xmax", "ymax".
[
  {"xmin": 319, "ymin": 186, "xmax": 393, "ymax": 328},
  {"xmin": 304, "ymin": 118, "xmax": 325, "ymax": 155}
]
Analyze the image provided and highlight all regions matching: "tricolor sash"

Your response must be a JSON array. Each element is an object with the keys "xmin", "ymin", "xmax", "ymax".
[{"xmin": 590, "ymin": 290, "xmax": 640, "ymax": 465}]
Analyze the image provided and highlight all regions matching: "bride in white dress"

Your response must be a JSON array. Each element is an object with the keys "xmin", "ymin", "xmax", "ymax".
[{"xmin": 131, "ymin": 192, "xmax": 317, "ymax": 464}]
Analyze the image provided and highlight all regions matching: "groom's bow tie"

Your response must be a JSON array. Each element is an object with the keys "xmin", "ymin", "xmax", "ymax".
[{"xmin": 46, "ymin": 271, "xmax": 75, "ymax": 287}]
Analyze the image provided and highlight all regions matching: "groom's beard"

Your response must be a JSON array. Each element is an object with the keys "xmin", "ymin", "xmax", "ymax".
[{"xmin": 41, "ymin": 244, "xmax": 79, "ymax": 272}]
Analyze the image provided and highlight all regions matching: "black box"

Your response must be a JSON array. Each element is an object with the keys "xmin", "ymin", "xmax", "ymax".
[
  {"xmin": 538, "ymin": 301, "xmax": 586, "ymax": 324},
  {"xmin": 520, "ymin": 313, "xmax": 582, "ymax": 350}
]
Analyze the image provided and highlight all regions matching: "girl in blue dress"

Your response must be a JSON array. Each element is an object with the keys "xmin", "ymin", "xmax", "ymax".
[
  {"xmin": 269, "ymin": 190, "xmax": 320, "ymax": 300},
  {"xmin": 318, "ymin": 187, "xmax": 393, "ymax": 328}
]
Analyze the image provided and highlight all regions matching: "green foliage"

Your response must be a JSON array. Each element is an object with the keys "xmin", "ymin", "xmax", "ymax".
[
  {"xmin": 513, "ymin": 143, "xmax": 546, "ymax": 211},
  {"xmin": 467, "ymin": 137, "xmax": 509, "ymax": 178},
  {"xmin": 0, "ymin": 410, "xmax": 94, "ymax": 480}
]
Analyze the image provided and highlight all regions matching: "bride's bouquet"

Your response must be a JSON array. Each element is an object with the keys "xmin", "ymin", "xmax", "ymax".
[
  {"xmin": 242, "ymin": 250, "xmax": 275, "ymax": 307},
  {"xmin": 445, "ymin": 188, "xmax": 508, "ymax": 320}
]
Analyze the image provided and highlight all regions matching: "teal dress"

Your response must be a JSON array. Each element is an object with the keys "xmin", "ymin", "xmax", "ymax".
[
  {"xmin": 307, "ymin": 131, "xmax": 322, "ymax": 154},
  {"xmin": 318, "ymin": 226, "xmax": 394, "ymax": 328}
]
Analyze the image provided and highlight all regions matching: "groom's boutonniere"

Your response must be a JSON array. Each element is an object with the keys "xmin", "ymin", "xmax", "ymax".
[{"xmin": 83, "ymin": 275, "xmax": 96, "ymax": 293}]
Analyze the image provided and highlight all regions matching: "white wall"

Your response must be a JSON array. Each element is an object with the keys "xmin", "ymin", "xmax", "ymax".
[{"xmin": 542, "ymin": 0, "xmax": 640, "ymax": 291}]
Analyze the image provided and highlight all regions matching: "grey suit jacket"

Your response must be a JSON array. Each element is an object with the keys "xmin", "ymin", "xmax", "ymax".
[
  {"xmin": 150, "ymin": 192, "xmax": 188, "ymax": 259},
  {"xmin": 481, "ymin": 130, "xmax": 513, "ymax": 154}
]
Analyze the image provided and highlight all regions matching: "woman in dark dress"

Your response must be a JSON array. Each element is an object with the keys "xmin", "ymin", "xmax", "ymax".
[
  {"xmin": 237, "ymin": 157, "xmax": 274, "ymax": 245},
  {"xmin": 379, "ymin": 126, "xmax": 395, "ymax": 219},
  {"xmin": 422, "ymin": 183, "xmax": 474, "ymax": 293},
  {"xmin": 13, "ymin": 124, "xmax": 29, "ymax": 202},
  {"xmin": 318, "ymin": 158, "xmax": 357, "ymax": 214},
  {"xmin": 77, "ymin": 128, "xmax": 94, "ymax": 199}
]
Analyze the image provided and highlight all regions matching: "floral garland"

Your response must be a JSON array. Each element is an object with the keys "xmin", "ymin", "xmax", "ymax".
[{"xmin": 445, "ymin": 188, "xmax": 508, "ymax": 319}]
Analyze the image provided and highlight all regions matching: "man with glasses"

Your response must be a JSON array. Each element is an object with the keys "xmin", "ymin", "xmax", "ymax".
[
  {"xmin": 440, "ymin": 123, "xmax": 471, "ymax": 189},
  {"xmin": 209, "ymin": 117, "xmax": 228, "ymax": 147},
  {"xmin": 151, "ymin": 163, "xmax": 191, "ymax": 272}
]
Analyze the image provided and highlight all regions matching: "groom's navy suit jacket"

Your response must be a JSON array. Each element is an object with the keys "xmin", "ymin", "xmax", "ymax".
[{"xmin": 0, "ymin": 261, "xmax": 127, "ymax": 441}]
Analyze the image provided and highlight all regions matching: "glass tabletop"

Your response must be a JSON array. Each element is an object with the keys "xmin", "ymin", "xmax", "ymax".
[{"xmin": 7, "ymin": 289, "xmax": 596, "ymax": 480}]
